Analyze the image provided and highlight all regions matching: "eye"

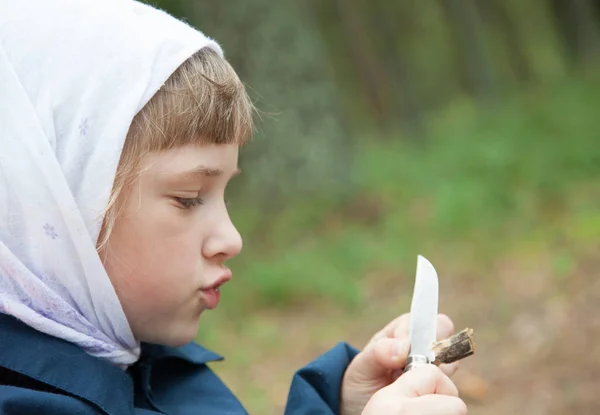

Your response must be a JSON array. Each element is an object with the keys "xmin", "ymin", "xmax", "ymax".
[{"xmin": 174, "ymin": 196, "xmax": 204, "ymax": 209}]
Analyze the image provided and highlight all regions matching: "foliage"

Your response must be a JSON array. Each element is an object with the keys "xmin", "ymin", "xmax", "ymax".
[
  {"xmin": 139, "ymin": 1, "xmax": 600, "ymax": 413},
  {"xmin": 221, "ymin": 75, "xmax": 600, "ymax": 313}
]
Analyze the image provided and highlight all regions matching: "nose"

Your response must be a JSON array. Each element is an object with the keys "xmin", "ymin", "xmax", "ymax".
[{"xmin": 202, "ymin": 208, "xmax": 243, "ymax": 262}]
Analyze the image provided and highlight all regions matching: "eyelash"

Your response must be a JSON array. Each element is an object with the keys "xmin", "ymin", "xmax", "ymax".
[{"xmin": 175, "ymin": 196, "xmax": 204, "ymax": 209}]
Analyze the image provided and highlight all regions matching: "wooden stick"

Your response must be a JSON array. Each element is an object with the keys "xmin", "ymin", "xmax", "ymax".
[{"xmin": 432, "ymin": 328, "xmax": 475, "ymax": 366}]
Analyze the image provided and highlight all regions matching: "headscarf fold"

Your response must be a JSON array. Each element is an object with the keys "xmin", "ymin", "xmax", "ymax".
[{"xmin": 0, "ymin": 0, "xmax": 223, "ymax": 367}]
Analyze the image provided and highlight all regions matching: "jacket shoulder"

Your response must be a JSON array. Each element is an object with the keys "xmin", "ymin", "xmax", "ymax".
[
  {"xmin": 0, "ymin": 385, "xmax": 102, "ymax": 415},
  {"xmin": 0, "ymin": 385, "xmax": 162, "ymax": 415},
  {"xmin": 284, "ymin": 342, "xmax": 359, "ymax": 415}
]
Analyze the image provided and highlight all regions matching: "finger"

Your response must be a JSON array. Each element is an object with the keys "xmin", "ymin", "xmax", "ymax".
[
  {"xmin": 367, "ymin": 313, "xmax": 410, "ymax": 345},
  {"xmin": 391, "ymin": 313, "xmax": 455, "ymax": 339},
  {"xmin": 436, "ymin": 314, "xmax": 455, "ymax": 340},
  {"xmin": 435, "ymin": 314, "xmax": 458, "ymax": 377},
  {"xmin": 405, "ymin": 395, "xmax": 468, "ymax": 415},
  {"xmin": 370, "ymin": 313, "xmax": 456, "ymax": 351},
  {"xmin": 391, "ymin": 364, "xmax": 459, "ymax": 398},
  {"xmin": 350, "ymin": 337, "xmax": 411, "ymax": 382},
  {"xmin": 375, "ymin": 337, "xmax": 410, "ymax": 369},
  {"xmin": 391, "ymin": 361, "xmax": 458, "ymax": 384},
  {"xmin": 390, "ymin": 313, "xmax": 410, "ymax": 338},
  {"xmin": 440, "ymin": 361, "xmax": 459, "ymax": 377}
]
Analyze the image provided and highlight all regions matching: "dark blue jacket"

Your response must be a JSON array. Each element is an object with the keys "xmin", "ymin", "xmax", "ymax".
[{"xmin": 0, "ymin": 313, "xmax": 359, "ymax": 414}]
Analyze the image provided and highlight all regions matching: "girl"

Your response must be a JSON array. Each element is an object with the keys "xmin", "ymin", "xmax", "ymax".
[{"xmin": 0, "ymin": 0, "xmax": 467, "ymax": 414}]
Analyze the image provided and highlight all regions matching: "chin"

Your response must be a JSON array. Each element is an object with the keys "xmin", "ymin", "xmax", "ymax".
[
  {"xmin": 163, "ymin": 337, "xmax": 194, "ymax": 348},
  {"xmin": 142, "ymin": 322, "xmax": 200, "ymax": 347},
  {"xmin": 165, "ymin": 326, "xmax": 200, "ymax": 347}
]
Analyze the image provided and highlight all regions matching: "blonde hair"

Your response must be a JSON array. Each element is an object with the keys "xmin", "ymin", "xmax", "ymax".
[{"xmin": 97, "ymin": 47, "xmax": 255, "ymax": 250}]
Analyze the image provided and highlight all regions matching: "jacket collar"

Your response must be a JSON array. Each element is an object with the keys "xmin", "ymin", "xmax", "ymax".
[
  {"xmin": 139, "ymin": 342, "xmax": 223, "ymax": 366},
  {"xmin": 0, "ymin": 313, "xmax": 223, "ymax": 415}
]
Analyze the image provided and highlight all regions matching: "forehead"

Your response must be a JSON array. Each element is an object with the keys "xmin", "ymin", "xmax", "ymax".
[{"xmin": 142, "ymin": 144, "xmax": 240, "ymax": 174}]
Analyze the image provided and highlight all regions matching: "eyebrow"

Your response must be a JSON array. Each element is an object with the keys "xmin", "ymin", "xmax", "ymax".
[{"xmin": 170, "ymin": 165, "xmax": 241, "ymax": 182}]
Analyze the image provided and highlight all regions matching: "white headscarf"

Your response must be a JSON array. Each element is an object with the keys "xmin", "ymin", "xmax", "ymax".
[{"xmin": 0, "ymin": 0, "xmax": 223, "ymax": 367}]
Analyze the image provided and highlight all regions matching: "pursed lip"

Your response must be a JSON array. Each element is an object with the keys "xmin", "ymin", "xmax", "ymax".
[
  {"xmin": 201, "ymin": 268, "xmax": 232, "ymax": 291},
  {"xmin": 199, "ymin": 268, "xmax": 232, "ymax": 310}
]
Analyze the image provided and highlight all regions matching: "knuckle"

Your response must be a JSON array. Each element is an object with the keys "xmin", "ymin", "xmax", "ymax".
[
  {"xmin": 397, "ymin": 313, "xmax": 411, "ymax": 327},
  {"xmin": 442, "ymin": 361, "xmax": 460, "ymax": 377},
  {"xmin": 422, "ymin": 364, "xmax": 448, "ymax": 385},
  {"xmin": 438, "ymin": 313, "xmax": 455, "ymax": 332},
  {"xmin": 367, "ymin": 391, "xmax": 398, "ymax": 413},
  {"xmin": 407, "ymin": 363, "xmax": 445, "ymax": 386},
  {"xmin": 396, "ymin": 406, "xmax": 410, "ymax": 415},
  {"xmin": 419, "ymin": 362, "xmax": 442, "ymax": 377},
  {"xmin": 452, "ymin": 397, "xmax": 468, "ymax": 415},
  {"xmin": 396, "ymin": 399, "xmax": 421, "ymax": 415}
]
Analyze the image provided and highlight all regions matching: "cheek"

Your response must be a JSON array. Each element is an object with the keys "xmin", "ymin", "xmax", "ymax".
[{"xmin": 103, "ymin": 198, "xmax": 204, "ymax": 300}]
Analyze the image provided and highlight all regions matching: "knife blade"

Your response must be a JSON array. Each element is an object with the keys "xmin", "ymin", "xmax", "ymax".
[{"xmin": 404, "ymin": 255, "xmax": 439, "ymax": 372}]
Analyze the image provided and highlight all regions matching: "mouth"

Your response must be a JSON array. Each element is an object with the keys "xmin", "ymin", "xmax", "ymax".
[{"xmin": 199, "ymin": 269, "xmax": 232, "ymax": 310}]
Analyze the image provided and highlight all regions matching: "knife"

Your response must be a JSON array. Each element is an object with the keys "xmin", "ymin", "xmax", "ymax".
[{"xmin": 403, "ymin": 255, "xmax": 439, "ymax": 372}]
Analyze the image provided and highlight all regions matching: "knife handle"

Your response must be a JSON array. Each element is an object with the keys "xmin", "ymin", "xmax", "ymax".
[{"xmin": 403, "ymin": 355, "xmax": 431, "ymax": 373}]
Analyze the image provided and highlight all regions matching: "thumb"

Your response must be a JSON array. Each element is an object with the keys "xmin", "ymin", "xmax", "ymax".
[
  {"xmin": 390, "ymin": 364, "xmax": 459, "ymax": 398},
  {"xmin": 349, "ymin": 337, "xmax": 410, "ymax": 382}
]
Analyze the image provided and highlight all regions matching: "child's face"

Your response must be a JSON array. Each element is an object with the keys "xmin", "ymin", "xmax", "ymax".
[{"xmin": 101, "ymin": 143, "xmax": 242, "ymax": 346}]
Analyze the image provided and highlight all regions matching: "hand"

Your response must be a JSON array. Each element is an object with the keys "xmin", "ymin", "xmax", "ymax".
[
  {"xmin": 341, "ymin": 313, "xmax": 459, "ymax": 415},
  {"xmin": 361, "ymin": 364, "xmax": 467, "ymax": 414}
]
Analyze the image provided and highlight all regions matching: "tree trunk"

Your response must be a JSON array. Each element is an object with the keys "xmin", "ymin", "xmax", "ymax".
[
  {"xmin": 440, "ymin": 0, "xmax": 498, "ymax": 102},
  {"xmin": 549, "ymin": 0, "xmax": 600, "ymax": 68},
  {"xmin": 333, "ymin": 0, "xmax": 390, "ymax": 126},
  {"xmin": 366, "ymin": 0, "xmax": 426, "ymax": 138},
  {"xmin": 477, "ymin": 0, "xmax": 533, "ymax": 84}
]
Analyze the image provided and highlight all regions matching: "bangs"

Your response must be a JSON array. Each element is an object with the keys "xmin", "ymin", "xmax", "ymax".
[
  {"xmin": 130, "ymin": 47, "xmax": 255, "ymax": 151},
  {"xmin": 97, "ymin": 48, "xmax": 255, "ymax": 251}
]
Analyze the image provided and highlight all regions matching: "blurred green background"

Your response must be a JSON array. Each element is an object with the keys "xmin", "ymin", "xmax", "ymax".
[{"xmin": 150, "ymin": 1, "xmax": 599, "ymax": 413}]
